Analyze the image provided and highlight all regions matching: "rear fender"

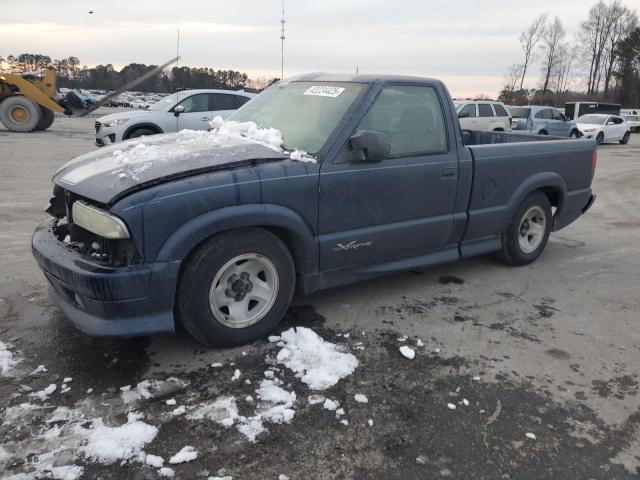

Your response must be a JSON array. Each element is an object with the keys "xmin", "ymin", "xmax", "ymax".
[{"xmin": 506, "ymin": 172, "xmax": 567, "ymax": 227}]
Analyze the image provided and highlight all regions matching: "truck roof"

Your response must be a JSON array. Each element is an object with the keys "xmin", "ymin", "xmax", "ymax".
[{"xmin": 286, "ymin": 72, "xmax": 441, "ymax": 84}]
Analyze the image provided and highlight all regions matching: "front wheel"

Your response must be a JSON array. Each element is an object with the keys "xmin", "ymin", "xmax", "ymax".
[
  {"xmin": 176, "ymin": 228, "xmax": 296, "ymax": 347},
  {"xmin": 569, "ymin": 130, "xmax": 580, "ymax": 139},
  {"xmin": 0, "ymin": 96, "xmax": 41, "ymax": 132},
  {"xmin": 596, "ymin": 132, "xmax": 604, "ymax": 145},
  {"xmin": 620, "ymin": 131, "xmax": 630, "ymax": 145},
  {"xmin": 495, "ymin": 191, "xmax": 552, "ymax": 266}
]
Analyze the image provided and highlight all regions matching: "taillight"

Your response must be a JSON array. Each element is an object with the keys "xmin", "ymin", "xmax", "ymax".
[{"xmin": 592, "ymin": 149, "xmax": 598, "ymax": 175}]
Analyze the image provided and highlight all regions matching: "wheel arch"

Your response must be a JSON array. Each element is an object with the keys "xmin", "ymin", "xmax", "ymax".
[
  {"xmin": 506, "ymin": 172, "xmax": 567, "ymax": 229},
  {"xmin": 155, "ymin": 204, "xmax": 318, "ymax": 276},
  {"xmin": 123, "ymin": 122, "xmax": 163, "ymax": 139}
]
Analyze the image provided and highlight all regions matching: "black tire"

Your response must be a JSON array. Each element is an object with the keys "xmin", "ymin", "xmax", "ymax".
[
  {"xmin": 35, "ymin": 107, "xmax": 55, "ymax": 131},
  {"xmin": 495, "ymin": 191, "xmax": 552, "ymax": 266},
  {"xmin": 596, "ymin": 132, "xmax": 604, "ymax": 145},
  {"xmin": 620, "ymin": 131, "xmax": 630, "ymax": 145},
  {"xmin": 569, "ymin": 129, "xmax": 580, "ymax": 139},
  {"xmin": 176, "ymin": 227, "xmax": 296, "ymax": 347},
  {"xmin": 493, "ymin": 128, "xmax": 504, "ymax": 132},
  {"xmin": 126, "ymin": 127, "xmax": 157, "ymax": 140},
  {"xmin": 538, "ymin": 130, "xmax": 548, "ymax": 136},
  {"xmin": 0, "ymin": 95, "xmax": 41, "ymax": 132}
]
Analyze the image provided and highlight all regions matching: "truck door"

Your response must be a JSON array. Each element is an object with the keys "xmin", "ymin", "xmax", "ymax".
[{"xmin": 318, "ymin": 84, "xmax": 459, "ymax": 271}]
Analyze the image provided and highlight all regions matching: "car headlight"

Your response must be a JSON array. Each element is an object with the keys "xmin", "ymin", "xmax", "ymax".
[
  {"xmin": 72, "ymin": 201, "xmax": 130, "ymax": 239},
  {"xmin": 102, "ymin": 118, "xmax": 129, "ymax": 127},
  {"xmin": 583, "ymin": 128, "xmax": 596, "ymax": 132}
]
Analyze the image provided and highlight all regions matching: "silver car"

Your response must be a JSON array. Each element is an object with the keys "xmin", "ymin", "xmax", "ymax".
[{"xmin": 509, "ymin": 106, "xmax": 581, "ymax": 138}]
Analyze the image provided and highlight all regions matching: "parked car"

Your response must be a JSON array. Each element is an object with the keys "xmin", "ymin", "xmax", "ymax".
[
  {"xmin": 33, "ymin": 73, "xmax": 596, "ymax": 346},
  {"xmin": 94, "ymin": 89, "xmax": 256, "ymax": 146},
  {"xmin": 622, "ymin": 115, "xmax": 640, "ymax": 133},
  {"xmin": 575, "ymin": 114, "xmax": 631, "ymax": 145},
  {"xmin": 509, "ymin": 106, "xmax": 581, "ymax": 138},
  {"xmin": 454, "ymin": 100, "xmax": 512, "ymax": 132}
]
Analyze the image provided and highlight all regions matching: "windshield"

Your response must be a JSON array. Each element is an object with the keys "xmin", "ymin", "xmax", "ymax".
[
  {"xmin": 148, "ymin": 93, "xmax": 182, "ymax": 111},
  {"xmin": 577, "ymin": 115, "xmax": 606, "ymax": 125},
  {"xmin": 229, "ymin": 81, "xmax": 366, "ymax": 154},
  {"xmin": 509, "ymin": 107, "xmax": 530, "ymax": 118}
]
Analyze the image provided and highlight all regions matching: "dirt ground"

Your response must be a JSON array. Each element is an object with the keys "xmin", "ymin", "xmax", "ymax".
[{"xmin": 0, "ymin": 117, "xmax": 639, "ymax": 479}]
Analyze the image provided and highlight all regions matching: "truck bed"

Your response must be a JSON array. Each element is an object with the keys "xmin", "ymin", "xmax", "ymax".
[{"xmin": 462, "ymin": 129, "xmax": 564, "ymax": 145}]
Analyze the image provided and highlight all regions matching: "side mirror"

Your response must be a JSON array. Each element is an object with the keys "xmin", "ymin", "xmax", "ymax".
[
  {"xmin": 458, "ymin": 111, "xmax": 468, "ymax": 118},
  {"xmin": 174, "ymin": 105, "xmax": 185, "ymax": 116},
  {"xmin": 349, "ymin": 130, "xmax": 391, "ymax": 162}
]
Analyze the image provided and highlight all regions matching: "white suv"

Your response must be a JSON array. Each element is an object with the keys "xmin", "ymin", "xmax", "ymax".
[
  {"xmin": 95, "ymin": 89, "xmax": 256, "ymax": 146},
  {"xmin": 454, "ymin": 100, "xmax": 512, "ymax": 132}
]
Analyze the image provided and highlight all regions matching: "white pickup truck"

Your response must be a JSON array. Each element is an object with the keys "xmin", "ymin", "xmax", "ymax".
[{"xmin": 95, "ymin": 89, "xmax": 255, "ymax": 146}]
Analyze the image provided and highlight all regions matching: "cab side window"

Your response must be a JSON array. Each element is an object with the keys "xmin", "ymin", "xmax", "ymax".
[
  {"xmin": 551, "ymin": 110, "xmax": 566, "ymax": 121},
  {"xmin": 176, "ymin": 94, "xmax": 210, "ymax": 113},
  {"xmin": 356, "ymin": 85, "xmax": 448, "ymax": 158}
]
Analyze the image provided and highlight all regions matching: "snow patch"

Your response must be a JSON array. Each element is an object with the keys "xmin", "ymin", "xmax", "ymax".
[
  {"xmin": 0, "ymin": 341, "xmax": 21, "ymax": 376},
  {"xmin": 276, "ymin": 327, "xmax": 359, "ymax": 390},
  {"xmin": 78, "ymin": 412, "xmax": 158, "ymax": 464},
  {"xmin": 399, "ymin": 346, "xmax": 415, "ymax": 360},
  {"xmin": 354, "ymin": 394, "xmax": 368, "ymax": 403},
  {"xmin": 169, "ymin": 446, "xmax": 198, "ymax": 464}
]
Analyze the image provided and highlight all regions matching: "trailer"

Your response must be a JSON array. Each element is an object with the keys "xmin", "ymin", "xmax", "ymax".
[{"xmin": 565, "ymin": 102, "xmax": 621, "ymax": 121}]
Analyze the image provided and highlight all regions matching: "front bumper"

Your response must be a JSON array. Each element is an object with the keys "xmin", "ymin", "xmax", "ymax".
[
  {"xmin": 32, "ymin": 221, "xmax": 180, "ymax": 337},
  {"xmin": 95, "ymin": 123, "xmax": 121, "ymax": 147}
]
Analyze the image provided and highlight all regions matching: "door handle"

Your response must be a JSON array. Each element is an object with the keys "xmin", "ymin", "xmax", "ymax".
[
  {"xmin": 201, "ymin": 117, "xmax": 210, "ymax": 121},
  {"xmin": 442, "ymin": 167, "xmax": 457, "ymax": 178}
]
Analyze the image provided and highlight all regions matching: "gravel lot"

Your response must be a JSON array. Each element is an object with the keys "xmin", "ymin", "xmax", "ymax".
[{"xmin": 0, "ymin": 117, "xmax": 639, "ymax": 479}]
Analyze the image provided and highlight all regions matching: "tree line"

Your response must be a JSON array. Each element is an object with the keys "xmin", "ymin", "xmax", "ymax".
[
  {"xmin": 0, "ymin": 53, "xmax": 275, "ymax": 93},
  {"xmin": 500, "ymin": 0, "xmax": 639, "ymax": 107}
]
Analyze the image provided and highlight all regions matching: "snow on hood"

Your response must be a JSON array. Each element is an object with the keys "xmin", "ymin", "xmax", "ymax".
[
  {"xmin": 210, "ymin": 115, "xmax": 316, "ymax": 163},
  {"xmin": 54, "ymin": 117, "xmax": 316, "ymax": 204}
]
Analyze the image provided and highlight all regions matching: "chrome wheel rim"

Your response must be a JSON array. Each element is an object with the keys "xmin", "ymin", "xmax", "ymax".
[
  {"xmin": 518, "ymin": 206, "xmax": 546, "ymax": 254},
  {"xmin": 209, "ymin": 253, "xmax": 279, "ymax": 329}
]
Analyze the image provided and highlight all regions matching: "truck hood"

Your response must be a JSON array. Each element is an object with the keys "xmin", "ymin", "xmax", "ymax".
[{"xmin": 53, "ymin": 130, "xmax": 288, "ymax": 205}]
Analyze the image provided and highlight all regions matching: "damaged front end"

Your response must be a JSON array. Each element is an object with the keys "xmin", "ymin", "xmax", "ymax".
[{"xmin": 46, "ymin": 185, "xmax": 139, "ymax": 267}]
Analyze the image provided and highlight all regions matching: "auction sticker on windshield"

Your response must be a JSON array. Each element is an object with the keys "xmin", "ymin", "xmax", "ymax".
[{"xmin": 304, "ymin": 86, "xmax": 346, "ymax": 98}]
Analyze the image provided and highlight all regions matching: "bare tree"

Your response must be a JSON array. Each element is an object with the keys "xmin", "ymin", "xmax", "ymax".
[
  {"xmin": 540, "ymin": 17, "xmax": 565, "ymax": 93},
  {"xmin": 519, "ymin": 14, "xmax": 548, "ymax": 90},
  {"xmin": 602, "ymin": 6, "xmax": 637, "ymax": 96},
  {"xmin": 505, "ymin": 63, "xmax": 524, "ymax": 91},
  {"xmin": 552, "ymin": 45, "xmax": 577, "ymax": 102}
]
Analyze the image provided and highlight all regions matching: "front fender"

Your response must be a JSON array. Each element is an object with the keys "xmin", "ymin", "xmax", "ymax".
[{"xmin": 155, "ymin": 204, "xmax": 318, "ymax": 274}]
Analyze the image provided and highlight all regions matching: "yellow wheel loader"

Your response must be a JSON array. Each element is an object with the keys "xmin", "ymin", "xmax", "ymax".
[
  {"xmin": 0, "ymin": 67, "xmax": 63, "ymax": 132},
  {"xmin": 0, "ymin": 56, "xmax": 178, "ymax": 133}
]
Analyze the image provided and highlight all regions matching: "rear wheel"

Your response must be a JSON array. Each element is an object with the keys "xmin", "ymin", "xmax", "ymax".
[
  {"xmin": 126, "ymin": 127, "xmax": 157, "ymax": 140},
  {"xmin": 596, "ymin": 132, "xmax": 604, "ymax": 145},
  {"xmin": 569, "ymin": 130, "xmax": 580, "ymax": 138},
  {"xmin": 0, "ymin": 96, "xmax": 41, "ymax": 132},
  {"xmin": 538, "ymin": 130, "xmax": 548, "ymax": 136},
  {"xmin": 176, "ymin": 228, "xmax": 296, "ymax": 347},
  {"xmin": 620, "ymin": 131, "xmax": 630, "ymax": 145},
  {"xmin": 35, "ymin": 107, "xmax": 55, "ymax": 131},
  {"xmin": 495, "ymin": 191, "xmax": 552, "ymax": 266}
]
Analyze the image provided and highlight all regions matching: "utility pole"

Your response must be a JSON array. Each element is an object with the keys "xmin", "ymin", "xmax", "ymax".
[{"xmin": 280, "ymin": 0, "xmax": 285, "ymax": 79}]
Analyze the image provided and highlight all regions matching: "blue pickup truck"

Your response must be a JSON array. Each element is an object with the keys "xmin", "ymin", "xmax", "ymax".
[{"xmin": 33, "ymin": 73, "xmax": 597, "ymax": 346}]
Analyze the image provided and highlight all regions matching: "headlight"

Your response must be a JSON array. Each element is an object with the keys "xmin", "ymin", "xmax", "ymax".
[
  {"xmin": 72, "ymin": 201, "xmax": 130, "ymax": 239},
  {"xmin": 583, "ymin": 128, "xmax": 596, "ymax": 132},
  {"xmin": 102, "ymin": 118, "xmax": 129, "ymax": 127}
]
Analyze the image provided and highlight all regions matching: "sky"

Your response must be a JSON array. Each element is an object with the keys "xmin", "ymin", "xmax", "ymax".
[{"xmin": 0, "ymin": 0, "xmax": 632, "ymax": 97}]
